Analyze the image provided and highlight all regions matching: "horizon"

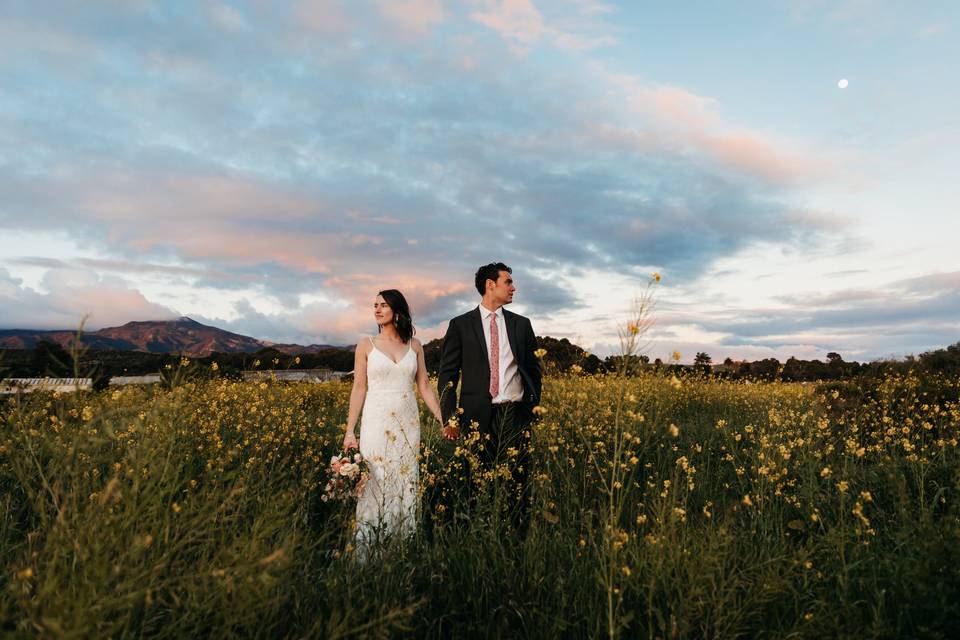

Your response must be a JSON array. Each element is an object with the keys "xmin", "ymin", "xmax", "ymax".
[
  {"xmin": 1, "ymin": 2, "xmax": 958, "ymax": 363},
  {"xmin": 2, "ymin": 314, "xmax": 954, "ymax": 364}
]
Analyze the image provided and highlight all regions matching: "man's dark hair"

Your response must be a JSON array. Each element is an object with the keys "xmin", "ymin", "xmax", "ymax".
[{"xmin": 474, "ymin": 262, "xmax": 512, "ymax": 296}]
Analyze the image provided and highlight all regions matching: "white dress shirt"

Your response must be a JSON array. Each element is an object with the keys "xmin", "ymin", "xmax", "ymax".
[{"xmin": 478, "ymin": 304, "xmax": 524, "ymax": 403}]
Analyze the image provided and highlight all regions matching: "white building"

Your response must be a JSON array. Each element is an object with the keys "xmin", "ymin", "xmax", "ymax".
[
  {"xmin": 0, "ymin": 378, "xmax": 92, "ymax": 394},
  {"xmin": 109, "ymin": 374, "xmax": 163, "ymax": 385}
]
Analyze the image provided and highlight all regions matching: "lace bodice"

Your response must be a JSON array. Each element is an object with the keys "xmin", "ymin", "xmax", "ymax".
[{"xmin": 365, "ymin": 342, "xmax": 418, "ymax": 392}]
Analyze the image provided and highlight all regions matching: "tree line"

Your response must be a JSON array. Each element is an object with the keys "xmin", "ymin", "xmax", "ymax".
[{"xmin": 2, "ymin": 337, "xmax": 959, "ymax": 385}]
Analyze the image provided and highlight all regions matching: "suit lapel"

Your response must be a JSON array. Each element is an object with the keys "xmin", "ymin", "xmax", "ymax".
[
  {"xmin": 503, "ymin": 309, "xmax": 521, "ymax": 364},
  {"xmin": 503, "ymin": 309, "xmax": 535, "ymax": 402},
  {"xmin": 469, "ymin": 307, "xmax": 490, "ymax": 369}
]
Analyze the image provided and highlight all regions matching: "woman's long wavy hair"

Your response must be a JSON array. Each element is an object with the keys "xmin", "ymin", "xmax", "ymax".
[{"xmin": 377, "ymin": 289, "xmax": 415, "ymax": 343}]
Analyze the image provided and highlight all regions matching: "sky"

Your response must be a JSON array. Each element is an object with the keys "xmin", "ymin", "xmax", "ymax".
[{"xmin": 1, "ymin": 0, "xmax": 958, "ymax": 362}]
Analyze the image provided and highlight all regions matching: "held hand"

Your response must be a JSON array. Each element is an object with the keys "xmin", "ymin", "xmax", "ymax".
[
  {"xmin": 342, "ymin": 431, "xmax": 358, "ymax": 451},
  {"xmin": 441, "ymin": 423, "xmax": 460, "ymax": 441}
]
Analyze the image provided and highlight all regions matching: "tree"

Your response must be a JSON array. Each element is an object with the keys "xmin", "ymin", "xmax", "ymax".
[
  {"xmin": 423, "ymin": 338, "xmax": 443, "ymax": 375},
  {"xmin": 537, "ymin": 336, "xmax": 602, "ymax": 373},
  {"xmin": 604, "ymin": 354, "xmax": 644, "ymax": 375},
  {"xmin": 84, "ymin": 358, "xmax": 112, "ymax": 391},
  {"xmin": 31, "ymin": 340, "xmax": 74, "ymax": 377}
]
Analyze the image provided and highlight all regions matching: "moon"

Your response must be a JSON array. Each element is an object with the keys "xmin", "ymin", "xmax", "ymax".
[{"xmin": 838, "ymin": 78, "xmax": 849, "ymax": 89}]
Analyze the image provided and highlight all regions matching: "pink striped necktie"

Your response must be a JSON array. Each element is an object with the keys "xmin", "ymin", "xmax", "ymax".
[{"xmin": 489, "ymin": 312, "xmax": 500, "ymax": 398}]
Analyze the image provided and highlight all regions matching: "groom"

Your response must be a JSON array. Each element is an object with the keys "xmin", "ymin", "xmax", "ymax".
[{"xmin": 438, "ymin": 262, "xmax": 542, "ymax": 533}]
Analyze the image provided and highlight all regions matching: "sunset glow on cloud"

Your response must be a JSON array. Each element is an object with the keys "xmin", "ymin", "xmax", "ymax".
[{"xmin": 1, "ymin": 1, "xmax": 957, "ymax": 361}]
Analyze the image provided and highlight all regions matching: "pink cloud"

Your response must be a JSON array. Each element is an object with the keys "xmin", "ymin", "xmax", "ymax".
[
  {"xmin": 470, "ymin": 0, "xmax": 615, "ymax": 52},
  {"xmin": 289, "ymin": 274, "xmax": 469, "ymax": 344},
  {"xmin": 144, "ymin": 229, "xmax": 333, "ymax": 273},
  {"xmin": 571, "ymin": 0, "xmax": 614, "ymax": 16},
  {"xmin": 82, "ymin": 173, "xmax": 317, "ymax": 224},
  {"xmin": 691, "ymin": 130, "xmax": 821, "ymax": 184},
  {"xmin": 6, "ymin": 163, "xmax": 485, "ymax": 327},
  {"xmin": 584, "ymin": 71, "xmax": 832, "ymax": 185},
  {"xmin": 639, "ymin": 85, "xmax": 721, "ymax": 130},
  {"xmin": 0, "ymin": 267, "xmax": 178, "ymax": 330},
  {"xmin": 471, "ymin": 0, "xmax": 544, "ymax": 46},
  {"xmin": 377, "ymin": 0, "xmax": 445, "ymax": 38},
  {"xmin": 291, "ymin": 0, "xmax": 353, "ymax": 36},
  {"xmin": 324, "ymin": 272, "xmax": 472, "ymax": 312},
  {"xmin": 209, "ymin": 3, "xmax": 245, "ymax": 31}
]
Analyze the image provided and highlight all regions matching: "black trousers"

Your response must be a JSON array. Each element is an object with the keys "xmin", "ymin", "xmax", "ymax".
[{"xmin": 477, "ymin": 401, "xmax": 532, "ymax": 537}]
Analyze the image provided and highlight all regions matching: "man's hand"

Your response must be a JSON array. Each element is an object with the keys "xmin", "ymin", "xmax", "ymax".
[{"xmin": 442, "ymin": 422, "xmax": 460, "ymax": 441}]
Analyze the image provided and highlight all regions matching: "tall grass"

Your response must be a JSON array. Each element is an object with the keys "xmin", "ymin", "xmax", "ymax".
[{"xmin": 3, "ymin": 365, "xmax": 960, "ymax": 638}]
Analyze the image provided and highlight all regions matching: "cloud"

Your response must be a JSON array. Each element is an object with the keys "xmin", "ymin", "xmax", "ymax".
[
  {"xmin": 377, "ymin": 0, "xmax": 445, "ymax": 38},
  {"xmin": 783, "ymin": 0, "xmax": 938, "ymax": 41},
  {"xmin": 592, "ymin": 72, "xmax": 831, "ymax": 186},
  {"xmin": 915, "ymin": 22, "xmax": 948, "ymax": 38},
  {"xmin": 0, "ymin": 1, "xmax": 863, "ymax": 351},
  {"xmin": 0, "ymin": 267, "xmax": 178, "ymax": 330},
  {"xmin": 688, "ymin": 270, "xmax": 960, "ymax": 358},
  {"xmin": 471, "ymin": 0, "xmax": 545, "ymax": 46},
  {"xmin": 470, "ymin": 0, "xmax": 617, "ymax": 51},
  {"xmin": 9, "ymin": 256, "xmax": 236, "ymax": 281}
]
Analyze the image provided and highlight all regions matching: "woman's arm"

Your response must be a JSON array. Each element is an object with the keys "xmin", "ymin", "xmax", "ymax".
[
  {"xmin": 413, "ymin": 339, "xmax": 443, "ymax": 424},
  {"xmin": 342, "ymin": 340, "xmax": 369, "ymax": 449}
]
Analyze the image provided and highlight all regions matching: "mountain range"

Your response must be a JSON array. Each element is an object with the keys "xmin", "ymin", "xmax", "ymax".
[{"xmin": 0, "ymin": 317, "xmax": 344, "ymax": 357}]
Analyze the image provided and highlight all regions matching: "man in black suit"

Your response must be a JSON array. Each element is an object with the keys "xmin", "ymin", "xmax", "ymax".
[{"xmin": 438, "ymin": 262, "xmax": 542, "ymax": 534}]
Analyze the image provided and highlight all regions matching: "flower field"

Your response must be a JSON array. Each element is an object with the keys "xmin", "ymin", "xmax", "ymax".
[{"xmin": 3, "ymin": 369, "xmax": 960, "ymax": 638}]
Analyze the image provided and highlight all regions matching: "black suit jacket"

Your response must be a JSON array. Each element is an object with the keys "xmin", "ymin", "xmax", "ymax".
[{"xmin": 438, "ymin": 306, "xmax": 542, "ymax": 432}]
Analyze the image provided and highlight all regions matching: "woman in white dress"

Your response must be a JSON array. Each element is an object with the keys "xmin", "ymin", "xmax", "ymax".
[{"xmin": 342, "ymin": 289, "xmax": 443, "ymax": 557}]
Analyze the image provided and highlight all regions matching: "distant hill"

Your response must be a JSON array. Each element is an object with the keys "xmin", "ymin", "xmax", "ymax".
[
  {"xmin": 0, "ymin": 317, "xmax": 346, "ymax": 358},
  {"xmin": 263, "ymin": 342, "xmax": 344, "ymax": 356}
]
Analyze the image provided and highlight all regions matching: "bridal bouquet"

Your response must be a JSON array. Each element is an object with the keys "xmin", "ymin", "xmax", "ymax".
[{"xmin": 321, "ymin": 448, "xmax": 368, "ymax": 502}]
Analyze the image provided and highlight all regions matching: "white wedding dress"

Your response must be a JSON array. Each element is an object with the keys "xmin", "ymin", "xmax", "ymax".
[{"xmin": 355, "ymin": 338, "xmax": 421, "ymax": 557}]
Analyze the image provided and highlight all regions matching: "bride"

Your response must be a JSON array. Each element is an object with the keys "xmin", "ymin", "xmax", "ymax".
[{"xmin": 342, "ymin": 289, "xmax": 442, "ymax": 557}]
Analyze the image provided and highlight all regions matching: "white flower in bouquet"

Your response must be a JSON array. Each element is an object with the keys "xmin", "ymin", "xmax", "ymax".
[{"xmin": 322, "ymin": 448, "xmax": 368, "ymax": 501}]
